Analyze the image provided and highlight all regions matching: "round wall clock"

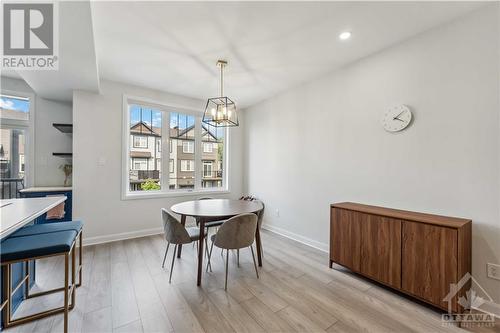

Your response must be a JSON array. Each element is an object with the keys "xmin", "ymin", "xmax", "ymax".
[{"xmin": 382, "ymin": 105, "xmax": 412, "ymax": 132}]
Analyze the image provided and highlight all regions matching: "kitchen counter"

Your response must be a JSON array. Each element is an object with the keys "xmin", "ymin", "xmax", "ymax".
[
  {"xmin": 20, "ymin": 186, "xmax": 72, "ymax": 193},
  {"xmin": 0, "ymin": 196, "xmax": 67, "ymax": 239}
]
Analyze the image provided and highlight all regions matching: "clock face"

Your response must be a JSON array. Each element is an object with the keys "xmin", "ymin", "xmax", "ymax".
[{"xmin": 382, "ymin": 105, "xmax": 412, "ymax": 132}]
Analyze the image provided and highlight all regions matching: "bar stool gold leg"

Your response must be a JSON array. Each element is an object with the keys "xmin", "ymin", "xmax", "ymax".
[
  {"xmin": 71, "ymin": 246, "xmax": 76, "ymax": 307},
  {"xmin": 64, "ymin": 254, "xmax": 69, "ymax": 333},
  {"xmin": 78, "ymin": 232, "xmax": 83, "ymax": 286}
]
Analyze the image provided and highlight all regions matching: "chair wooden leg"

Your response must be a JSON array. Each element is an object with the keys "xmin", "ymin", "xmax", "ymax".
[
  {"xmin": 260, "ymin": 240, "xmax": 264, "ymax": 259},
  {"xmin": 162, "ymin": 242, "xmax": 170, "ymax": 268},
  {"xmin": 250, "ymin": 246, "xmax": 259, "ymax": 279},
  {"xmin": 64, "ymin": 254, "xmax": 69, "ymax": 333},
  {"xmin": 224, "ymin": 249, "xmax": 229, "ymax": 291},
  {"xmin": 169, "ymin": 245, "xmax": 177, "ymax": 283}
]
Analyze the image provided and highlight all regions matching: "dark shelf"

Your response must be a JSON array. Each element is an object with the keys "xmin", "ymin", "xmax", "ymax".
[
  {"xmin": 52, "ymin": 153, "xmax": 73, "ymax": 158},
  {"xmin": 53, "ymin": 123, "xmax": 73, "ymax": 133}
]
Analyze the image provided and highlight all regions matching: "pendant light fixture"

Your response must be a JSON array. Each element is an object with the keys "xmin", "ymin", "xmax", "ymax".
[{"xmin": 203, "ymin": 60, "xmax": 239, "ymax": 128}]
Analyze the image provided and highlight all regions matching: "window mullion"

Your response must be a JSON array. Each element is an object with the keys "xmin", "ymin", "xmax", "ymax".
[
  {"xmin": 194, "ymin": 116, "xmax": 202, "ymax": 191},
  {"xmin": 161, "ymin": 111, "xmax": 169, "ymax": 192}
]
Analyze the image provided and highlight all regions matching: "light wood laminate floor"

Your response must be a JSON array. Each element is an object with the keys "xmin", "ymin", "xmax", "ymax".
[{"xmin": 4, "ymin": 230, "xmax": 485, "ymax": 333}]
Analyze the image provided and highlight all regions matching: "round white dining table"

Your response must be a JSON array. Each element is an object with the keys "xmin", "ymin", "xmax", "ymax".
[{"xmin": 171, "ymin": 199, "xmax": 263, "ymax": 286}]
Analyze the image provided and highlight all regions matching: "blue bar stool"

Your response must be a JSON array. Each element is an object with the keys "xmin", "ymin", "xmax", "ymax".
[
  {"xmin": 9, "ymin": 221, "xmax": 83, "ymax": 288},
  {"xmin": 0, "ymin": 221, "xmax": 83, "ymax": 332}
]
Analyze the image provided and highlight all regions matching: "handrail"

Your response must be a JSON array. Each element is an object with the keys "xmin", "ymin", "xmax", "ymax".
[{"xmin": 0, "ymin": 178, "xmax": 24, "ymax": 199}]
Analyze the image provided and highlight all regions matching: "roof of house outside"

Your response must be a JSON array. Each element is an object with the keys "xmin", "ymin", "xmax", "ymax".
[{"xmin": 130, "ymin": 121, "xmax": 221, "ymax": 142}]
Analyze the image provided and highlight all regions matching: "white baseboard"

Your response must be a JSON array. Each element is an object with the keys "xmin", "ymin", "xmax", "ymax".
[
  {"xmin": 83, "ymin": 227, "xmax": 163, "ymax": 246},
  {"xmin": 475, "ymin": 300, "xmax": 500, "ymax": 319},
  {"xmin": 262, "ymin": 223, "xmax": 329, "ymax": 253}
]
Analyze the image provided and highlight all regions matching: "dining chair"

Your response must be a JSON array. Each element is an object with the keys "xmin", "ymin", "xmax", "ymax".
[
  {"xmin": 161, "ymin": 208, "xmax": 208, "ymax": 283},
  {"xmin": 206, "ymin": 213, "xmax": 259, "ymax": 290},
  {"xmin": 235, "ymin": 197, "xmax": 265, "ymax": 265}
]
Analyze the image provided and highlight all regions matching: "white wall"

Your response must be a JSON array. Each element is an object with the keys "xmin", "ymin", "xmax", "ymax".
[
  {"xmin": 35, "ymin": 98, "xmax": 72, "ymax": 186},
  {"xmin": 73, "ymin": 80, "xmax": 244, "ymax": 244},
  {"xmin": 243, "ymin": 6, "xmax": 500, "ymax": 303},
  {"xmin": 1, "ymin": 76, "xmax": 73, "ymax": 187}
]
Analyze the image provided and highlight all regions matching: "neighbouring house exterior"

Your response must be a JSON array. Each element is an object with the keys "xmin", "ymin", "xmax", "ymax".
[
  {"xmin": 0, "ymin": 107, "xmax": 27, "ymax": 199},
  {"xmin": 129, "ymin": 121, "xmax": 223, "ymax": 191},
  {"xmin": 129, "ymin": 122, "xmax": 162, "ymax": 191}
]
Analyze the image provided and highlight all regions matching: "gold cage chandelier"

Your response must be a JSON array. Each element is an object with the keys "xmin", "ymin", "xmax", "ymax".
[{"xmin": 202, "ymin": 60, "xmax": 239, "ymax": 128}]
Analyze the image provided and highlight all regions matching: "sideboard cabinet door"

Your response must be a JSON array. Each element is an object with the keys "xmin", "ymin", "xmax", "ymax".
[
  {"xmin": 360, "ymin": 214, "xmax": 401, "ymax": 288},
  {"xmin": 402, "ymin": 221, "xmax": 458, "ymax": 310},
  {"xmin": 330, "ymin": 208, "xmax": 361, "ymax": 272}
]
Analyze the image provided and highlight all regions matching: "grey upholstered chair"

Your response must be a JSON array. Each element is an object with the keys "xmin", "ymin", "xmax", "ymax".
[
  {"xmin": 235, "ymin": 198, "xmax": 265, "ymax": 265},
  {"xmin": 206, "ymin": 213, "xmax": 259, "ymax": 290},
  {"xmin": 161, "ymin": 208, "xmax": 204, "ymax": 283}
]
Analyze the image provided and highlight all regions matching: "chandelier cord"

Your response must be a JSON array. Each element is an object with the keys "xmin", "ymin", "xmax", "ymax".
[{"xmin": 219, "ymin": 62, "xmax": 224, "ymax": 97}]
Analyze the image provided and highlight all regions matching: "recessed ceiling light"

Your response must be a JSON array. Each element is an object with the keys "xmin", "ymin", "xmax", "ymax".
[{"xmin": 339, "ymin": 31, "xmax": 352, "ymax": 41}]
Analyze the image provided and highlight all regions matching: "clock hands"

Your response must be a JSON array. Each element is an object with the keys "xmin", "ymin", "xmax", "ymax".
[
  {"xmin": 394, "ymin": 117, "xmax": 406, "ymax": 123},
  {"xmin": 393, "ymin": 110, "xmax": 406, "ymax": 120}
]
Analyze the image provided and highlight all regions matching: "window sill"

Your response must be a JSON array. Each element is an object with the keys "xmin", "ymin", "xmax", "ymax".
[{"xmin": 121, "ymin": 189, "xmax": 230, "ymax": 201}]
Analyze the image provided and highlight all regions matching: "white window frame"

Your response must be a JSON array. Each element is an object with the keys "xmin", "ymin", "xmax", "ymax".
[
  {"xmin": 203, "ymin": 142, "xmax": 213, "ymax": 153},
  {"xmin": 182, "ymin": 140, "xmax": 194, "ymax": 153},
  {"xmin": 131, "ymin": 158, "xmax": 148, "ymax": 170},
  {"xmin": 203, "ymin": 161, "xmax": 213, "ymax": 177},
  {"xmin": 0, "ymin": 90, "xmax": 35, "ymax": 188},
  {"xmin": 133, "ymin": 135, "xmax": 148, "ymax": 148},
  {"xmin": 180, "ymin": 159, "xmax": 195, "ymax": 172},
  {"xmin": 169, "ymin": 159, "xmax": 174, "ymax": 173},
  {"xmin": 122, "ymin": 95, "xmax": 230, "ymax": 200}
]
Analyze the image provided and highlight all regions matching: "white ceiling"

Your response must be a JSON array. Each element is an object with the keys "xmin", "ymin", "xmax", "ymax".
[
  {"xmin": 1, "ymin": 2, "xmax": 485, "ymax": 106},
  {"xmin": 91, "ymin": 1, "xmax": 484, "ymax": 108}
]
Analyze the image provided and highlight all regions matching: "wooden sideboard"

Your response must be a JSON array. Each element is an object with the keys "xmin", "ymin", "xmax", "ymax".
[{"xmin": 330, "ymin": 202, "xmax": 471, "ymax": 312}]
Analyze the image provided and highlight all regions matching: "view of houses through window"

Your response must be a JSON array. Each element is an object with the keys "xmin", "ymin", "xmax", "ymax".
[
  {"xmin": 127, "ymin": 103, "xmax": 225, "ymax": 193},
  {"xmin": 0, "ymin": 94, "xmax": 30, "ymax": 199},
  {"xmin": 128, "ymin": 105, "xmax": 162, "ymax": 191}
]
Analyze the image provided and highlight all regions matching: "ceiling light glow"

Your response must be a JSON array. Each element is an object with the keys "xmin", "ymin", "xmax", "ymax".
[{"xmin": 339, "ymin": 31, "xmax": 352, "ymax": 41}]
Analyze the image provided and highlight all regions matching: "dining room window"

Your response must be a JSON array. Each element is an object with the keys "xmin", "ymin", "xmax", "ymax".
[{"xmin": 123, "ymin": 96, "xmax": 229, "ymax": 198}]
